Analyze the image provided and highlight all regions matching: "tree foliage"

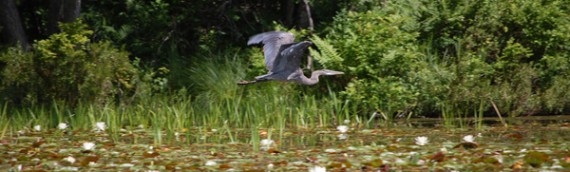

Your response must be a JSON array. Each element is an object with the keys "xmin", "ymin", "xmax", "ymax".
[
  {"xmin": 0, "ymin": 21, "xmax": 144, "ymax": 106},
  {"xmin": 313, "ymin": 0, "xmax": 570, "ymax": 117},
  {"xmin": 1, "ymin": 0, "xmax": 570, "ymax": 118}
]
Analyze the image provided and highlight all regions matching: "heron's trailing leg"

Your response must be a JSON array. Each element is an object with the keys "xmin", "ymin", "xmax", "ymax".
[
  {"xmin": 237, "ymin": 78, "xmax": 269, "ymax": 85},
  {"xmin": 237, "ymin": 73, "xmax": 273, "ymax": 85},
  {"xmin": 237, "ymin": 80, "xmax": 255, "ymax": 85}
]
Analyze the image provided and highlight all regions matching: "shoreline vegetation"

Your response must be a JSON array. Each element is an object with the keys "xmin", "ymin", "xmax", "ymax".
[
  {"xmin": 0, "ymin": 0, "xmax": 568, "ymax": 138},
  {"xmin": 1, "ymin": 1, "xmax": 570, "ymax": 170}
]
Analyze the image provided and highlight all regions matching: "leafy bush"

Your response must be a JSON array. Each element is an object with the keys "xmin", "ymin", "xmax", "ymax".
[
  {"xmin": 316, "ymin": 0, "xmax": 570, "ymax": 117},
  {"xmin": 321, "ymin": 9, "xmax": 422, "ymax": 118},
  {"xmin": 0, "ymin": 21, "xmax": 146, "ymax": 106}
]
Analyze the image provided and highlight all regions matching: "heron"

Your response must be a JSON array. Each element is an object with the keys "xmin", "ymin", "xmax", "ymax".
[{"xmin": 238, "ymin": 31, "xmax": 344, "ymax": 85}]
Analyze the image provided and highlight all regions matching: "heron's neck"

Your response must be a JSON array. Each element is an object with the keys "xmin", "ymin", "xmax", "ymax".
[{"xmin": 300, "ymin": 71, "xmax": 320, "ymax": 85}]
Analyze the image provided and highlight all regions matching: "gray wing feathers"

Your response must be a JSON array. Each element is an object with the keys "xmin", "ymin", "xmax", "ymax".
[
  {"xmin": 273, "ymin": 45, "xmax": 300, "ymax": 73},
  {"xmin": 247, "ymin": 31, "xmax": 295, "ymax": 71}
]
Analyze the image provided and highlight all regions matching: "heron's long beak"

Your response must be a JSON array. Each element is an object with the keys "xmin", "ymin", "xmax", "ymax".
[{"xmin": 323, "ymin": 70, "xmax": 344, "ymax": 75}]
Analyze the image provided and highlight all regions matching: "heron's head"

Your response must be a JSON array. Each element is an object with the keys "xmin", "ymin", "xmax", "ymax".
[{"xmin": 316, "ymin": 69, "xmax": 344, "ymax": 76}]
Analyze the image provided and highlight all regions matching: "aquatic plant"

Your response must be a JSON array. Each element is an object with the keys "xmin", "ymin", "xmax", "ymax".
[
  {"xmin": 463, "ymin": 135, "xmax": 475, "ymax": 143},
  {"xmin": 336, "ymin": 125, "xmax": 349, "ymax": 133},
  {"xmin": 58, "ymin": 123, "xmax": 68, "ymax": 130},
  {"xmin": 33, "ymin": 125, "xmax": 41, "ymax": 132},
  {"xmin": 82, "ymin": 142, "xmax": 96, "ymax": 151},
  {"xmin": 415, "ymin": 136, "xmax": 429, "ymax": 146}
]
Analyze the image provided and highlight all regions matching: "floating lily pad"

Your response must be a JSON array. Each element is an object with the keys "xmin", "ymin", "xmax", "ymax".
[
  {"xmin": 1, "ymin": 119, "xmax": 570, "ymax": 171},
  {"xmin": 524, "ymin": 151, "xmax": 550, "ymax": 168}
]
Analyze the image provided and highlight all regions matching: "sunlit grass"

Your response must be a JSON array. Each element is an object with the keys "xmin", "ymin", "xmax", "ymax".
[
  {"xmin": 0, "ymin": 54, "xmax": 357, "ymax": 146},
  {"xmin": 0, "ymin": 48, "xmax": 501, "ymax": 146},
  {"xmin": 0, "ymin": 103, "xmax": 9, "ymax": 139},
  {"xmin": 0, "ymin": 45, "xmax": 517, "ymax": 145}
]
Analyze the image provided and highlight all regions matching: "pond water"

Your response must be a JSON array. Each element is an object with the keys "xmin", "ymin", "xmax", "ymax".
[{"xmin": 1, "ymin": 117, "xmax": 569, "ymax": 171}]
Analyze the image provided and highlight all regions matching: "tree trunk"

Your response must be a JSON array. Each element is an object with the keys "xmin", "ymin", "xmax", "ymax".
[
  {"xmin": 285, "ymin": 0, "xmax": 295, "ymax": 28},
  {"xmin": 63, "ymin": 0, "xmax": 81, "ymax": 23},
  {"xmin": 297, "ymin": 0, "xmax": 314, "ymax": 70},
  {"xmin": 296, "ymin": 0, "xmax": 314, "ymax": 31},
  {"xmin": 47, "ymin": 0, "xmax": 81, "ymax": 34},
  {"xmin": 0, "ymin": 0, "xmax": 30, "ymax": 50},
  {"xmin": 47, "ymin": 0, "xmax": 62, "ymax": 34}
]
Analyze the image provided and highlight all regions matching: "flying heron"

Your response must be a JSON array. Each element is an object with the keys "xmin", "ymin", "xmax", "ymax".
[{"xmin": 238, "ymin": 31, "xmax": 344, "ymax": 85}]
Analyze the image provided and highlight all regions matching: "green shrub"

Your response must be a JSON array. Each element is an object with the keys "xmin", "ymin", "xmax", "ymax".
[
  {"xmin": 0, "ymin": 20, "xmax": 146, "ymax": 106},
  {"xmin": 0, "ymin": 47, "xmax": 37, "ymax": 104},
  {"xmin": 318, "ymin": 0, "xmax": 570, "ymax": 118},
  {"xmin": 321, "ymin": 9, "xmax": 422, "ymax": 118}
]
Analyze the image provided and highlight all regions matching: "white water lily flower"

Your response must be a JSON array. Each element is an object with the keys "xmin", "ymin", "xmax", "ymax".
[
  {"xmin": 260, "ymin": 139, "xmax": 274, "ymax": 147},
  {"xmin": 463, "ymin": 135, "xmax": 475, "ymax": 142},
  {"xmin": 95, "ymin": 122, "xmax": 106, "ymax": 131},
  {"xmin": 34, "ymin": 125, "xmax": 41, "ymax": 132},
  {"xmin": 493, "ymin": 155, "xmax": 504, "ymax": 164},
  {"xmin": 309, "ymin": 165, "xmax": 326, "ymax": 172},
  {"xmin": 205, "ymin": 160, "xmax": 217, "ymax": 166},
  {"xmin": 395, "ymin": 158, "xmax": 406, "ymax": 165},
  {"xmin": 336, "ymin": 125, "xmax": 349, "ymax": 133},
  {"xmin": 337, "ymin": 134, "xmax": 348, "ymax": 140},
  {"xmin": 325, "ymin": 149, "xmax": 338, "ymax": 153},
  {"xmin": 60, "ymin": 167, "xmax": 79, "ymax": 171},
  {"xmin": 260, "ymin": 139, "xmax": 274, "ymax": 151},
  {"xmin": 174, "ymin": 132, "xmax": 180, "ymax": 141},
  {"xmin": 58, "ymin": 123, "xmax": 68, "ymax": 130},
  {"xmin": 417, "ymin": 159, "xmax": 426, "ymax": 165},
  {"xmin": 267, "ymin": 163, "xmax": 274, "ymax": 169},
  {"xmin": 415, "ymin": 136, "xmax": 429, "ymax": 146},
  {"xmin": 83, "ymin": 142, "xmax": 95, "ymax": 151},
  {"xmin": 64, "ymin": 156, "xmax": 76, "ymax": 163},
  {"xmin": 119, "ymin": 163, "xmax": 134, "ymax": 167}
]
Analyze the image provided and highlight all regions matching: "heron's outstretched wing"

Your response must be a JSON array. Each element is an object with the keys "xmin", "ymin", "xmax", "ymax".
[
  {"xmin": 247, "ymin": 31, "xmax": 295, "ymax": 71},
  {"xmin": 273, "ymin": 41, "xmax": 311, "ymax": 73}
]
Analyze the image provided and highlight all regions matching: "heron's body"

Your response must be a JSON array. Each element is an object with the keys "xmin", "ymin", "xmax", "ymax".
[{"xmin": 239, "ymin": 31, "xmax": 343, "ymax": 85}]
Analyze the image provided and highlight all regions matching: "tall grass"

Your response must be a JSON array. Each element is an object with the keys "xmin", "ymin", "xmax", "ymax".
[
  {"xmin": 0, "ymin": 103, "xmax": 9, "ymax": 139},
  {"xmin": 0, "ymin": 51, "xmax": 354, "ymax": 144}
]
